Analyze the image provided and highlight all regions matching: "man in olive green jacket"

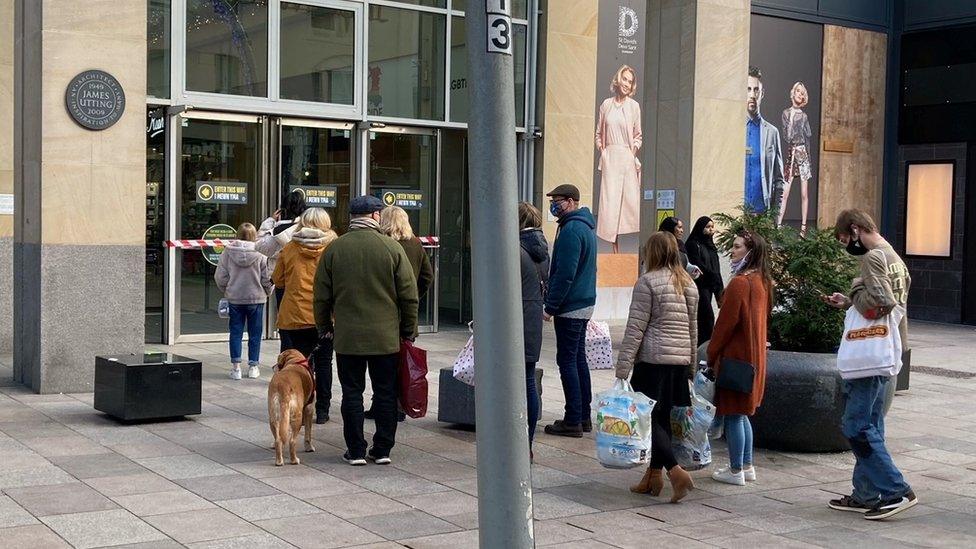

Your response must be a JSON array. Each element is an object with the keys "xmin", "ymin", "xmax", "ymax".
[{"xmin": 313, "ymin": 195, "xmax": 418, "ymax": 465}]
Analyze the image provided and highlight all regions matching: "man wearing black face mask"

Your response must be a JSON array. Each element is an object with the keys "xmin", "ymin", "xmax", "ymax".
[{"xmin": 822, "ymin": 209, "xmax": 915, "ymax": 520}]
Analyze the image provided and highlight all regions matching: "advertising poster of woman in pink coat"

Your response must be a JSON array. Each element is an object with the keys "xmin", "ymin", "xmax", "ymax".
[{"xmin": 595, "ymin": 65, "xmax": 643, "ymax": 254}]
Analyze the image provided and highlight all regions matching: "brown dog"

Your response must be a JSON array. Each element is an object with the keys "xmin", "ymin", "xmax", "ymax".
[{"xmin": 268, "ymin": 349, "xmax": 316, "ymax": 466}]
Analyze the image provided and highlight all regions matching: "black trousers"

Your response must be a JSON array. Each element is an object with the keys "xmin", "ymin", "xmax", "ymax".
[
  {"xmin": 697, "ymin": 286, "xmax": 716, "ymax": 346},
  {"xmin": 280, "ymin": 327, "xmax": 333, "ymax": 417},
  {"xmin": 650, "ymin": 401, "xmax": 678, "ymax": 470},
  {"xmin": 337, "ymin": 353, "xmax": 399, "ymax": 458}
]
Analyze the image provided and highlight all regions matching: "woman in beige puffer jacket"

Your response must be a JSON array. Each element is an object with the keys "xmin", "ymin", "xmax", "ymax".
[{"xmin": 615, "ymin": 231, "xmax": 699, "ymax": 503}]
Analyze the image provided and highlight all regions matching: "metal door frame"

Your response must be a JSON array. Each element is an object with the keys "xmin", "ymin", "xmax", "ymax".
[
  {"xmin": 365, "ymin": 125, "xmax": 441, "ymax": 333},
  {"xmin": 265, "ymin": 117, "xmax": 359, "ymax": 339},
  {"xmin": 170, "ymin": 110, "xmax": 268, "ymax": 344}
]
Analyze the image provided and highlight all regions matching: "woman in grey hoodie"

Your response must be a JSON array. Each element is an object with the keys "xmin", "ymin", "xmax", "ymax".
[{"xmin": 215, "ymin": 223, "xmax": 273, "ymax": 380}]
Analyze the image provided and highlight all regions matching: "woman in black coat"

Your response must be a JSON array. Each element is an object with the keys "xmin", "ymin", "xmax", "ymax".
[
  {"xmin": 685, "ymin": 216, "xmax": 724, "ymax": 345},
  {"xmin": 518, "ymin": 202, "xmax": 549, "ymax": 450}
]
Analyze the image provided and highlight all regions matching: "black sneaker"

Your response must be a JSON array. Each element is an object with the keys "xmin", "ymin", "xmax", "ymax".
[
  {"xmin": 315, "ymin": 413, "xmax": 329, "ymax": 424},
  {"xmin": 367, "ymin": 451, "xmax": 392, "ymax": 465},
  {"xmin": 582, "ymin": 419, "xmax": 592, "ymax": 433},
  {"xmin": 864, "ymin": 491, "xmax": 918, "ymax": 520},
  {"xmin": 397, "ymin": 412, "xmax": 406, "ymax": 422},
  {"xmin": 342, "ymin": 452, "xmax": 367, "ymax": 466},
  {"xmin": 544, "ymin": 420, "xmax": 583, "ymax": 438},
  {"xmin": 828, "ymin": 494, "xmax": 873, "ymax": 513},
  {"xmin": 364, "ymin": 409, "xmax": 376, "ymax": 420}
]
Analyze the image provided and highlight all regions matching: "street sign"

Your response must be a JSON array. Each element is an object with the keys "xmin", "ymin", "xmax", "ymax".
[{"xmin": 486, "ymin": 0, "xmax": 513, "ymax": 55}]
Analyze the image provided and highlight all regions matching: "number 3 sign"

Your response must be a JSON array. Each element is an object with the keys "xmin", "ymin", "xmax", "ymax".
[{"xmin": 486, "ymin": 0, "xmax": 513, "ymax": 55}]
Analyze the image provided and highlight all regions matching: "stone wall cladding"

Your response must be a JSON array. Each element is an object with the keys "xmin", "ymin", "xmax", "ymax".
[{"xmin": 16, "ymin": 243, "xmax": 144, "ymax": 393}]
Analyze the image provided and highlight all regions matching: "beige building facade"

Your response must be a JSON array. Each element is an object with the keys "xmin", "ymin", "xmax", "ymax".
[{"xmin": 2, "ymin": 0, "xmax": 897, "ymax": 391}]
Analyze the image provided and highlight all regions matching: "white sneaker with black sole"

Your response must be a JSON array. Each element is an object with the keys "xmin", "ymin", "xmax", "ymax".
[
  {"xmin": 342, "ymin": 452, "xmax": 367, "ymax": 466},
  {"xmin": 864, "ymin": 491, "xmax": 918, "ymax": 520}
]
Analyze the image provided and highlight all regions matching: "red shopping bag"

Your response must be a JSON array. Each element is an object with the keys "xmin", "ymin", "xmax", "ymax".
[{"xmin": 398, "ymin": 340, "xmax": 429, "ymax": 418}]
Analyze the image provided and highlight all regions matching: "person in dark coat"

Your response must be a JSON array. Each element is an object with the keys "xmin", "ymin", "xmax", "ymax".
[
  {"xmin": 518, "ymin": 202, "xmax": 549, "ymax": 451},
  {"xmin": 685, "ymin": 216, "xmax": 725, "ymax": 345}
]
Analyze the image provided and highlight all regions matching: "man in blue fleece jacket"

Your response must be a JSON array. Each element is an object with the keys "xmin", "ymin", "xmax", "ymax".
[{"xmin": 542, "ymin": 184, "xmax": 598, "ymax": 438}]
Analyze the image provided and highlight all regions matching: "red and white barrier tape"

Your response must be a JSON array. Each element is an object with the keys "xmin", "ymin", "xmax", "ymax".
[
  {"xmin": 164, "ymin": 239, "xmax": 234, "ymax": 249},
  {"xmin": 165, "ymin": 235, "xmax": 440, "ymax": 249}
]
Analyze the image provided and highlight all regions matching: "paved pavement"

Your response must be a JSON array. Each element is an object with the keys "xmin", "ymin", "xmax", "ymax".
[{"xmin": 1, "ymin": 320, "xmax": 975, "ymax": 548}]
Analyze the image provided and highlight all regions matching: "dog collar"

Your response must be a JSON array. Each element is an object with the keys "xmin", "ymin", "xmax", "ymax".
[{"xmin": 294, "ymin": 358, "xmax": 316, "ymax": 398}]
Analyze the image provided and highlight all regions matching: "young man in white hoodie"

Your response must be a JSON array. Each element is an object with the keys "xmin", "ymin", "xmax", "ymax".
[
  {"xmin": 824, "ymin": 209, "xmax": 916, "ymax": 520},
  {"xmin": 215, "ymin": 223, "xmax": 273, "ymax": 380}
]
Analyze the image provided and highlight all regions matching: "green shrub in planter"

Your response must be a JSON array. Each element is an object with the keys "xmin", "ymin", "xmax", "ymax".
[{"xmin": 712, "ymin": 209, "xmax": 857, "ymax": 353}]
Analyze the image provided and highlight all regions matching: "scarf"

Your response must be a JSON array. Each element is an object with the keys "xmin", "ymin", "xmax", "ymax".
[
  {"xmin": 291, "ymin": 227, "xmax": 337, "ymax": 249},
  {"xmin": 349, "ymin": 217, "xmax": 381, "ymax": 231}
]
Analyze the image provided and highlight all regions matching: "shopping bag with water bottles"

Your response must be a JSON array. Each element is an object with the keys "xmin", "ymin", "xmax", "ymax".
[
  {"xmin": 595, "ymin": 379, "xmax": 655, "ymax": 469},
  {"xmin": 670, "ymin": 381, "xmax": 715, "ymax": 471},
  {"xmin": 451, "ymin": 322, "xmax": 475, "ymax": 386}
]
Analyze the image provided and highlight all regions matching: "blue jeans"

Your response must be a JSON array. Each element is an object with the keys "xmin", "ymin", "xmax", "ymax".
[
  {"xmin": 553, "ymin": 316, "xmax": 591, "ymax": 426},
  {"xmin": 724, "ymin": 414, "xmax": 753, "ymax": 470},
  {"xmin": 229, "ymin": 303, "xmax": 264, "ymax": 365},
  {"xmin": 842, "ymin": 376, "xmax": 911, "ymax": 504},
  {"xmin": 526, "ymin": 362, "xmax": 540, "ymax": 444}
]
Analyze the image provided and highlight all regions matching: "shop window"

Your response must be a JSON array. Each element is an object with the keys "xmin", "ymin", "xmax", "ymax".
[
  {"xmin": 449, "ymin": 17, "xmax": 526, "ymax": 126},
  {"xmin": 385, "ymin": 0, "xmax": 446, "ymax": 7},
  {"xmin": 905, "ymin": 162, "xmax": 954, "ymax": 258},
  {"xmin": 148, "ymin": 0, "xmax": 171, "ymax": 99},
  {"xmin": 185, "ymin": 0, "xmax": 269, "ymax": 97},
  {"xmin": 367, "ymin": 6, "xmax": 446, "ymax": 120},
  {"xmin": 280, "ymin": 2, "xmax": 356, "ymax": 104}
]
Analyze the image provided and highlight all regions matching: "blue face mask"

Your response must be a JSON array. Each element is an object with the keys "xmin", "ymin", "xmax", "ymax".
[{"xmin": 549, "ymin": 202, "xmax": 562, "ymax": 217}]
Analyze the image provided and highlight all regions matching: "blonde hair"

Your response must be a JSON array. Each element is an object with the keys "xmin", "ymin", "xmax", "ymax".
[
  {"xmin": 380, "ymin": 206, "xmax": 414, "ymax": 241},
  {"xmin": 790, "ymin": 81, "xmax": 809, "ymax": 108},
  {"xmin": 297, "ymin": 207, "xmax": 333, "ymax": 232},
  {"xmin": 643, "ymin": 232, "xmax": 693, "ymax": 295},
  {"xmin": 518, "ymin": 202, "xmax": 543, "ymax": 230},
  {"xmin": 236, "ymin": 222, "xmax": 257, "ymax": 241},
  {"xmin": 611, "ymin": 65, "xmax": 637, "ymax": 97}
]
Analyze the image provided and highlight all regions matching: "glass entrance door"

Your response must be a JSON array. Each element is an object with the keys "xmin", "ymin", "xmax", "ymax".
[
  {"xmin": 276, "ymin": 119, "xmax": 356, "ymax": 233},
  {"xmin": 367, "ymin": 127, "xmax": 438, "ymax": 331},
  {"xmin": 439, "ymin": 129, "xmax": 472, "ymax": 326},
  {"xmin": 176, "ymin": 112, "xmax": 265, "ymax": 339}
]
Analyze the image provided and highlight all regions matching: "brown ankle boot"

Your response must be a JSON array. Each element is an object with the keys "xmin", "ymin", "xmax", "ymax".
[
  {"xmin": 667, "ymin": 465, "xmax": 694, "ymax": 503},
  {"xmin": 630, "ymin": 467, "xmax": 664, "ymax": 496}
]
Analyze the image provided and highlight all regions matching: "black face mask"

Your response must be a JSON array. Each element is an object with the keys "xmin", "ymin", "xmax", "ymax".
[{"xmin": 846, "ymin": 237, "xmax": 868, "ymax": 256}]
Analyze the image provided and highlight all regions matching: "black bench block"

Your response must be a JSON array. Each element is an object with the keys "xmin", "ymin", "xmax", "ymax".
[
  {"xmin": 437, "ymin": 367, "xmax": 543, "ymax": 426},
  {"xmin": 94, "ymin": 353, "xmax": 202, "ymax": 421}
]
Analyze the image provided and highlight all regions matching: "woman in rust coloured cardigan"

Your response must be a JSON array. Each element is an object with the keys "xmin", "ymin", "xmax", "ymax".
[{"xmin": 707, "ymin": 231, "xmax": 772, "ymax": 487}]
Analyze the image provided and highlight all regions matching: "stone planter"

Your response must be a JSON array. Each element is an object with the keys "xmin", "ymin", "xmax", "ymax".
[{"xmin": 749, "ymin": 350, "xmax": 896, "ymax": 452}]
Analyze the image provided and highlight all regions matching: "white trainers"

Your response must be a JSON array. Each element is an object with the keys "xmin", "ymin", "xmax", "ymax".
[
  {"xmin": 247, "ymin": 365, "xmax": 260, "ymax": 379},
  {"xmin": 230, "ymin": 365, "xmax": 243, "ymax": 380},
  {"xmin": 711, "ymin": 466, "xmax": 746, "ymax": 486},
  {"xmin": 743, "ymin": 465, "xmax": 757, "ymax": 482}
]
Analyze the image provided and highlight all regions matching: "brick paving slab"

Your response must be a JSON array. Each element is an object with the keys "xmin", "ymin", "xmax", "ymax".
[{"xmin": 0, "ymin": 321, "xmax": 974, "ymax": 547}]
